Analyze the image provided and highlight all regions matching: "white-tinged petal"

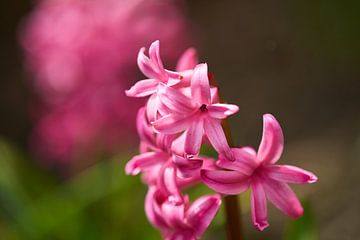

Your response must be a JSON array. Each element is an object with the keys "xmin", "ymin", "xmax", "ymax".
[
  {"xmin": 153, "ymin": 114, "xmax": 193, "ymax": 134},
  {"xmin": 137, "ymin": 47, "xmax": 160, "ymax": 79},
  {"xmin": 207, "ymin": 103, "xmax": 239, "ymax": 119},
  {"xmin": 263, "ymin": 165, "xmax": 318, "ymax": 184},
  {"xmin": 186, "ymin": 194, "xmax": 221, "ymax": 237},
  {"xmin": 257, "ymin": 114, "xmax": 284, "ymax": 164},
  {"xmin": 185, "ymin": 121, "xmax": 204, "ymax": 156},
  {"xmin": 125, "ymin": 152, "xmax": 168, "ymax": 175},
  {"xmin": 203, "ymin": 118, "xmax": 231, "ymax": 156},
  {"xmin": 158, "ymin": 84, "xmax": 196, "ymax": 115},
  {"xmin": 191, "ymin": 63, "xmax": 211, "ymax": 104},
  {"xmin": 125, "ymin": 79, "xmax": 158, "ymax": 97}
]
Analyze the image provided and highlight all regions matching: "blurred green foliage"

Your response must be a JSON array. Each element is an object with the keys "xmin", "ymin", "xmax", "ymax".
[
  {"xmin": 0, "ymin": 138, "xmax": 160, "ymax": 240},
  {"xmin": 0, "ymin": 139, "xmax": 318, "ymax": 239},
  {"xmin": 284, "ymin": 200, "xmax": 318, "ymax": 240}
]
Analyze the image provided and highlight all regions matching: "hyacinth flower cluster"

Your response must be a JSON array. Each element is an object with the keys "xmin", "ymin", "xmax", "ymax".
[{"xmin": 125, "ymin": 40, "xmax": 317, "ymax": 238}]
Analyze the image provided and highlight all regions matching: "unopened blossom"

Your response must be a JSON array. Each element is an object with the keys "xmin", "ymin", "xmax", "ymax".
[
  {"xmin": 145, "ymin": 185, "xmax": 221, "ymax": 240},
  {"xmin": 153, "ymin": 63, "xmax": 239, "ymax": 157},
  {"xmin": 201, "ymin": 114, "xmax": 318, "ymax": 230}
]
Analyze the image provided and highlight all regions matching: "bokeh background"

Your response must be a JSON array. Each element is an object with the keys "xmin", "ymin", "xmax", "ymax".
[{"xmin": 1, "ymin": 0, "xmax": 359, "ymax": 239}]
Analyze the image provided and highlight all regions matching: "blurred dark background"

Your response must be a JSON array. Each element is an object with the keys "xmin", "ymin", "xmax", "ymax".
[{"xmin": 1, "ymin": 0, "xmax": 359, "ymax": 239}]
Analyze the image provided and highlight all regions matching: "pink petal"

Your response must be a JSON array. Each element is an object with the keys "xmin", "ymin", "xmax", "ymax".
[
  {"xmin": 136, "ymin": 107, "xmax": 155, "ymax": 146},
  {"xmin": 263, "ymin": 165, "xmax": 318, "ymax": 184},
  {"xmin": 137, "ymin": 47, "xmax": 160, "ymax": 79},
  {"xmin": 125, "ymin": 152, "xmax": 168, "ymax": 175},
  {"xmin": 251, "ymin": 179, "xmax": 269, "ymax": 231},
  {"xmin": 171, "ymin": 132, "xmax": 186, "ymax": 156},
  {"xmin": 165, "ymin": 70, "xmax": 183, "ymax": 83},
  {"xmin": 257, "ymin": 114, "xmax": 284, "ymax": 164},
  {"xmin": 145, "ymin": 187, "xmax": 168, "ymax": 231},
  {"xmin": 201, "ymin": 169, "xmax": 250, "ymax": 195},
  {"xmin": 146, "ymin": 93, "xmax": 159, "ymax": 123},
  {"xmin": 159, "ymin": 165, "xmax": 182, "ymax": 204},
  {"xmin": 207, "ymin": 103, "xmax": 239, "ymax": 119},
  {"xmin": 262, "ymin": 179, "xmax": 304, "ymax": 218},
  {"xmin": 171, "ymin": 69, "xmax": 193, "ymax": 88},
  {"xmin": 161, "ymin": 201, "xmax": 185, "ymax": 228},
  {"xmin": 217, "ymin": 147, "xmax": 258, "ymax": 176},
  {"xmin": 149, "ymin": 40, "xmax": 165, "ymax": 73},
  {"xmin": 185, "ymin": 120, "xmax": 204, "ymax": 156},
  {"xmin": 186, "ymin": 194, "xmax": 222, "ymax": 237},
  {"xmin": 156, "ymin": 134, "xmax": 177, "ymax": 152},
  {"xmin": 158, "ymin": 84, "xmax": 195, "ymax": 115},
  {"xmin": 125, "ymin": 79, "xmax": 158, "ymax": 97},
  {"xmin": 139, "ymin": 141, "xmax": 149, "ymax": 154},
  {"xmin": 203, "ymin": 118, "xmax": 231, "ymax": 157},
  {"xmin": 142, "ymin": 164, "xmax": 162, "ymax": 185},
  {"xmin": 176, "ymin": 48, "xmax": 198, "ymax": 71},
  {"xmin": 153, "ymin": 114, "xmax": 193, "ymax": 135},
  {"xmin": 172, "ymin": 155, "xmax": 203, "ymax": 178},
  {"xmin": 210, "ymin": 87, "xmax": 219, "ymax": 104},
  {"xmin": 191, "ymin": 63, "xmax": 211, "ymax": 104}
]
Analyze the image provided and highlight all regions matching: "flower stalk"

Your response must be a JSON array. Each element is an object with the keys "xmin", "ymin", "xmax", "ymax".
[{"xmin": 215, "ymin": 77, "xmax": 243, "ymax": 240}]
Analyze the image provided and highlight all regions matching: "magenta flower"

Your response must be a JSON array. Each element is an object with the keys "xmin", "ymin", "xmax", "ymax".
[
  {"xmin": 201, "ymin": 114, "xmax": 318, "ymax": 230},
  {"xmin": 153, "ymin": 63, "xmax": 239, "ymax": 157}
]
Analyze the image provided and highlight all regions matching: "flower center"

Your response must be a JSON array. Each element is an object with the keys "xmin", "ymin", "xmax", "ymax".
[{"xmin": 200, "ymin": 104, "xmax": 207, "ymax": 112}]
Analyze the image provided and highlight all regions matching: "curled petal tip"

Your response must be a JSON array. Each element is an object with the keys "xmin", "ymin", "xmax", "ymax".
[
  {"xmin": 124, "ymin": 162, "xmax": 140, "ymax": 176},
  {"xmin": 152, "ymin": 39, "xmax": 160, "ymax": 46},
  {"xmin": 254, "ymin": 221, "xmax": 269, "ymax": 231},
  {"xmin": 263, "ymin": 113, "xmax": 277, "ymax": 121},
  {"xmin": 293, "ymin": 206, "xmax": 304, "ymax": 219},
  {"xmin": 124, "ymin": 88, "xmax": 137, "ymax": 97},
  {"xmin": 308, "ymin": 174, "xmax": 318, "ymax": 183}
]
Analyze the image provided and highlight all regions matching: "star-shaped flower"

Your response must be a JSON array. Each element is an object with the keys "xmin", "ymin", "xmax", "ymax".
[
  {"xmin": 153, "ymin": 63, "xmax": 239, "ymax": 157},
  {"xmin": 201, "ymin": 114, "xmax": 317, "ymax": 230}
]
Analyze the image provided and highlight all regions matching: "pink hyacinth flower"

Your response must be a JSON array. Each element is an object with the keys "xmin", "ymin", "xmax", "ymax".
[
  {"xmin": 125, "ymin": 40, "xmax": 183, "ymax": 97},
  {"xmin": 128, "ymin": 41, "xmax": 198, "ymax": 122},
  {"xmin": 145, "ymin": 186, "xmax": 221, "ymax": 240},
  {"xmin": 201, "ymin": 114, "xmax": 318, "ymax": 231},
  {"xmin": 153, "ymin": 63, "xmax": 239, "ymax": 157}
]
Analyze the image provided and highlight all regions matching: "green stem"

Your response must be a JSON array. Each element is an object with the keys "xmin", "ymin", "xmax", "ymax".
[
  {"xmin": 210, "ymin": 75, "xmax": 244, "ymax": 240},
  {"xmin": 222, "ymin": 119, "xmax": 244, "ymax": 240}
]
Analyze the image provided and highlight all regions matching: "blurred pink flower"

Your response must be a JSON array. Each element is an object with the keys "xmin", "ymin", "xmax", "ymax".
[{"xmin": 20, "ymin": 0, "xmax": 194, "ymax": 165}]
